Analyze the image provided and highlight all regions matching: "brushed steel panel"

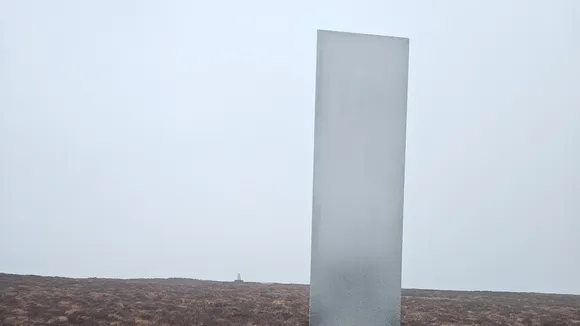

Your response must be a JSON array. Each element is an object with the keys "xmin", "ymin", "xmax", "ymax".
[{"xmin": 310, "ymin": 30, "xmax": 409, "ymax": 326}]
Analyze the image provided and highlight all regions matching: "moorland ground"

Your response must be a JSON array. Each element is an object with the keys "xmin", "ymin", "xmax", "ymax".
[{"xmin": 1, "ymin": 273, "xmax": 579, "ymax": 325}]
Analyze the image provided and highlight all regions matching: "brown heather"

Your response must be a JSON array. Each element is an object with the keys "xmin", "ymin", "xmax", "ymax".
[{"xmin": 1, "ymin": 273, "xmax": 580, "ymax": 325}]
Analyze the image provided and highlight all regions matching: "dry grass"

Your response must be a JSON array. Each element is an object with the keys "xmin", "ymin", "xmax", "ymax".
[{"xmin": 1, "ymin": 273, "xmax": 579, "ymax": 325}]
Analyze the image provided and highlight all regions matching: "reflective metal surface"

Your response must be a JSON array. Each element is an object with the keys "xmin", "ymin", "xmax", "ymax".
[{"xmin": 310, "ymin": 30, "xmax": 410, "ymax": 326}]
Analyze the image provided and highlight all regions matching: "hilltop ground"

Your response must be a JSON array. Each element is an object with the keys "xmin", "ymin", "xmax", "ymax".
[{"xmin": 1, "ymin": 273, "xmax": 579, "ymax": 325}]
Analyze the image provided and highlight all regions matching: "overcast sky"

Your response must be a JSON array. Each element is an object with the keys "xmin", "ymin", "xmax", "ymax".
[{"xmin": 1, "ymin": 0, "xmax": 579, "ymax": 295}]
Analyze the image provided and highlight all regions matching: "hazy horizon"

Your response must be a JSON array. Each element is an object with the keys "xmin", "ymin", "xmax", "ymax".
[
  {"xmin": 0, "ymin": 271, "xmax": 578, "ymax": 296},
  {"xmin": 2, "ymin": 0, "xmax": 580, "ymax": 295}
]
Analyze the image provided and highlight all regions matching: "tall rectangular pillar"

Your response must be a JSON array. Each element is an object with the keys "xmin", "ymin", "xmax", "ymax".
[{"xmin": 310, "ymin": 30, "xmax": 410, "ymax": 326}]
